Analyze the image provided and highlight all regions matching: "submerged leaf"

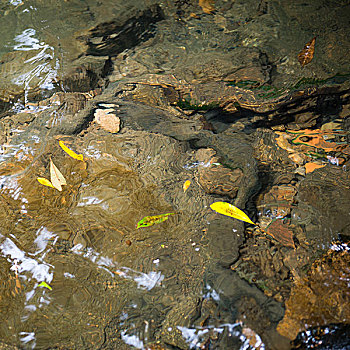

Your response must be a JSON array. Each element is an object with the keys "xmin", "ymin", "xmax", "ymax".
[
  {"xmin": 305, "ymin": 162, "xmax": 326, "ymax": 174},
  {"xmin": 137, "ymin": 213, "xmax": 175, "ymax": 229},
  {"xmin": 183, "ymin": 180, "xmax": 191, "ymax": 192},
  {"xmin": 37, "ymin": 177, "xmax": 55, "ymax": 188},
  {"xmin": 59, "ymin": 140, "xmax": 83, "ymax": 161},
  {"xmin": 298, "ymin": 37, "xmax": 316, "ymax": 67},
  {"xmin": 38, "ymin": 281, "xmax": 52, "ymax": 290},
  {"xmin": 210, "ymin": 202, "xmax": 255, "ymax": 225},
  {"xmin": 50, "ymin": 159, "xmax": 66, "ymax": 191}
]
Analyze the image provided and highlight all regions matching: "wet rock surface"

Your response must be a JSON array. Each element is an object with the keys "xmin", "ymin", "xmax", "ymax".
[
  {"xmin": 296, "ymin": 167, "xmax": 350, "ymax": 244},
  {"xmin": 277, "ymin": 244, "xmax": 350, "ymax": 341},
  {"xmin": 0, "ymin": 0, "xmax": 350, "ymax": 349}
]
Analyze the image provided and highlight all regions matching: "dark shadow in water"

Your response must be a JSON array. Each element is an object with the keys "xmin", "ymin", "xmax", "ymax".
[
  {"xmin": 79, "ymin": 5, "xmax": 165, "ymax": 57},
  {"xmin": 200, "ymin": 86, "xmax": 348, "ymax": 134},
  {"xmin": 292, "ymin": 323, "xmax": 350, "ymax": 350}
]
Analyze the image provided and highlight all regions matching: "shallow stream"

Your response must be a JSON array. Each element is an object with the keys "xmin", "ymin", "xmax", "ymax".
[{"xmin": 0, "ymin": 0, "xmax": 350, "ymax": 349}]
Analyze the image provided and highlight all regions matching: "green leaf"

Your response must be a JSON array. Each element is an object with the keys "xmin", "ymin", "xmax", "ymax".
[
  {"xmin": 210, "ymin": 202, "xmax": 255, "ymax": 225},
  {"xmin": 38, "ymin": 281, "xmax": 52, "ymax": 290},
  {"xmin": 137, "ymin": 213, "xmax": 175, "ymax": 229}
]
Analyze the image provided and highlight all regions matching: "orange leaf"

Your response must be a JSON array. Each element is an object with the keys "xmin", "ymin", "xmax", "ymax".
[
  {"xmin": 305, "ymin": 162, "xmax": 326, "ymax": 174},
  {"xmin": 199, "ymin": 0, "xmax": 215, "ymax": 14},
  {"xmin": 298, "ymin": 37, "xmax": 316, "ymax": 67},
  {"xmin": 291, "ymin": 129, "xmax": 343, "ymax": 152}
]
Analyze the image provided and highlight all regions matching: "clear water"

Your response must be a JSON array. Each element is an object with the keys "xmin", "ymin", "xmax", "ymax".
[{"xmin": 1, "ymin": 0, "xmax": 349, "ymax": 349}]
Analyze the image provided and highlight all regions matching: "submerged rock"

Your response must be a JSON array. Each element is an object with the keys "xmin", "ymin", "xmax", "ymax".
[
  {"xmin": 94, "ymin": 107, "xmax": 120, "ymax": 133},
  {"xmin": 293, "ymin": 166, "xmax": 350, "ymax": 245},
  {"xmin": 277, "ymin": 245, "xmax": 350, "ymax": 340},
  {"xmin": 195, "ymin": 148, "xmax": 244, "ymax": 199}
]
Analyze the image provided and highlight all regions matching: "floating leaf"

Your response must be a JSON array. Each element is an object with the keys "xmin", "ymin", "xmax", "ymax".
[
  {"xmin": 50, "ymin": 159, "xmax": 66, "ymax": 191},
  {"xmin": 183, "ymin": 180, "xmax": 191, "ymax": 192},
  {"xmin": 210, "ymin": 202, "xmax": 255, "ymax": 225},
  {"xmin": 37, "ymin": 177, "xmax": 55, "ymax": 188},
  {"xmin": 298, "ymin": 37, "xmax": 316, "ymax": 67},
  {"xmin": 59, "ymin": 140, "xmax": 83, "ymax": 161},
  {"xmin": 199, "ymin": 0, "xmax": 215, "ymax": 14},
  {"xmin": 38, "ymin": 281, "xmax": 52, "ymax": 290},
  {"xmin": 137, "ymin": 213, "xmax": 175, "ymax": 229}
]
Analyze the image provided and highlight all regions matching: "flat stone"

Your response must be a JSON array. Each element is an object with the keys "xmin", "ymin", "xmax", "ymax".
[{"xmin": 94, "ymin": 108, "xmax": 120, "ymax": 133}]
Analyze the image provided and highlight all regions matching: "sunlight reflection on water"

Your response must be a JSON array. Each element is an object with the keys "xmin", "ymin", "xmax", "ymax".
[
  {"xmin": 1, "ymin": 234, "xmax": 54, "ymax": 283},
  {"xmin": 12, "ymin": 28, "xmax": 58, "ymax": 90},
  {"xmin": 72, "ymin": 243, "xmax": 165, "ymax": 291}
]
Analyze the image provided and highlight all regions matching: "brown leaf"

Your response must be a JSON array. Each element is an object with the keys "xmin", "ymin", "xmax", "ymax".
[
  {"xmin": 199, "ymin": 0, "xmax": 215, "ymax": 14},
  {"xmin": 266, "ymin": 219, "xmax": 295, "ymax": 249},
  {"xmin": 94, "ymin": 108, "xmax": 120, "ymax": 133},
  {"xmin": 298, "ymin": 37, "xmax": 316, "ymax": 67}
]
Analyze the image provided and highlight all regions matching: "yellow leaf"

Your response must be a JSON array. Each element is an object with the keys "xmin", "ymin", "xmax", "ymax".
[
  {"xmin": 59, "ymin": 140, "xmax": 84, "ymax": 161},
  {"xmin": 38, "ymin": 281, "xmax": 52, "ymax": 290},
  {"xmin": 50, "ymin": 159, "xmax": 66, "ymax": 191},
  {"xmin": 37, "ymin": 177, "xmax": 54, "ymax": 188},
  {"xmin": 183, "ymin": 180, "xmax": 191, "ymax": 192},
  {"xmin": 210, "ymin": 202, "xmax": 256, "ymax": 225}
]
